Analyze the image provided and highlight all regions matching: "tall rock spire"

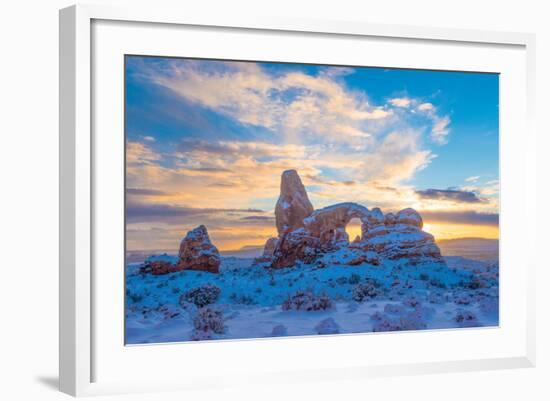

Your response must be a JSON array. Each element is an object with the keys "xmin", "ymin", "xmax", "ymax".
[{"xmin": 274, "ymin": 170, "xmax": 314, "ymax": 235}]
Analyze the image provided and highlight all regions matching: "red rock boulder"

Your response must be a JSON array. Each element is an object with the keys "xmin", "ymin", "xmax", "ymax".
[{"xmin": 177, "ymin": 225, "xmax": 221, "ymax": 273}]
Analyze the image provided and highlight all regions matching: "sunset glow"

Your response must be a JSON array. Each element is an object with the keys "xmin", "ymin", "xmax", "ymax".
[{"xmin": 125, "ymin": 57, "xmax": 499, "ymax": 253}]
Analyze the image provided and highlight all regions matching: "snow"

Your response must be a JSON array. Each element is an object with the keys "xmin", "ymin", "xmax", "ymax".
[
  {"xmin": 126, "ymin": 248, "xmax": 499, "ymax": 344},
  {"xmin": 309, "ymin": 202, "xmax": 370, "ymax": 219}
]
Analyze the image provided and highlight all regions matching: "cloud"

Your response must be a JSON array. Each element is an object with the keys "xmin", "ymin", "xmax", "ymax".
[
  {"xmin": 431, "ymin": 115, "xmax": 451, "ymax": 144},
  {"xmin": 127, "ymin": 141, "xmax": 160, "ymax": 166},
  {"xmin": 417, "ymin": 102, "xmax": 434, "ymax": 111},
  {"xmin": 143, "ymin": 135, "xmax": 156, "ymax": 142},
  {"xmin": 357, "ymin": 130, "xmax": 434, "ymax": 185},
  {"xmin": 127, "ymin": 188, "xmax": 171, "ymax": 196},
  {"xmin": 126, "ymin": 201, "xmax": 264, "ymax": 224},
  {"xmin": 143, "ymin": 59, "xmax": 393, "ymax": 145},
  {"xmin": 415, "ymin": 188, "xmax": 487, "ymax": 204},
  {"xmin": 389, "ymin": 97, "xmax": 412, "ymax": 108},
  {"xmin": 240, "ymin": 215, "xmax": 275, "ymax": 221},
  {"xmin": 412, "ymin": 100, "xmax": 451, "ymax": 144},
  {"xmin": 177, "ymin": 138, "xmax": 306, "ymax": 159},
  {"xmin": 421, "ymin": 210, "xmax": 499, "ymax": 226},
  {"xmin": 123, "ymin": 58, "xmax": 495, "ymax": 251}
]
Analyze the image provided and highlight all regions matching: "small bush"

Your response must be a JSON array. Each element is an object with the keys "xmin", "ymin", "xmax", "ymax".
[
  {"xmin": 454, "ymin": 309, "xmax": 480, "ymax": 327},
  {"xmin": 271, "ymin": 324, "xmax": 288, "ymax": 337},
  {"xmin": 192, "ymin": 307, "xmax": 225, "ymax": 335},
  {"xmin": 282, "ymin": 291, "xmax": 333, "ymax": 312},
  {"xmin": 315, "ymin": 318, "xmax": 340, "ymax": 335},
  {"xmin": 180, "ymin": 284, "xmax": 221, "ymax": 308},
  {"xmin": 126, "ymin": 290, "xmax": 143, "ymax": 304},
  {"xmin": 372, "ymin": 311, "xmax": 427, "ymax": 332},
  {"xmin": 402, "ymin": 294, "xmax": 422, "ymax": 308},
  {"xmin": 348, "ymin": 273, "xmax": 361, "ymax": 285},
  {"xmin": 352, "ymin": 280, "xmax": 382, "ymax": 302},
  {"xmin": 429, "ymin": 277, "xmax": 447, "ymax": 289}
]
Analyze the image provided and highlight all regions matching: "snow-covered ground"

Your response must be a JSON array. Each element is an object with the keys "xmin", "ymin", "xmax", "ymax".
[{"xmin": 125, "ymin": 249, "xmax": 499, "ymax": 344}]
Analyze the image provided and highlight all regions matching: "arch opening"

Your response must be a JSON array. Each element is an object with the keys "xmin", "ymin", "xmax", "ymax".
[{"xmin": 345, "ymin": 217, "xmax": 363, "ymax": 243}]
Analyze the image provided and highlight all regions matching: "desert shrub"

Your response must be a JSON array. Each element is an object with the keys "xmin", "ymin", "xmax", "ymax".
[
  {"xmin": 126, "ymin": 289, "xmax": 143, "ymax": 303},
  {"xmin": 271, "ymin": 324, "xmax": 288, "ymax": 337},
  {"xmin": 454, "ymin": 293, "xmax": 472, "ymax": 305},
  {"xmin": 192, "ymin": 307, "xmax": 225, "ymax": 335},
  {"xmin": 352, "ymin": 279, "xmax": 382, "ymax": 302},
  {"xmin": 402, "ymin": 294, "xmax": 422, "ymax": 308},
  {"xmin": 348, "ymin": 273, "xmax": 361, "ymax": 285},
  {"xmin": 180, "ymin": 284, "xmax": 221, "ymax": 308},
  {"xmin": 282, "ymin": 291, "xmax": 333, "ymax": 312},
  {"xmin": 453, "ymin": 309, "xmax": 480, "ymax": 327},
  {"xmin": 397, "ymin": 313, "xmax": 428, "ymax": 331},
  {"xmin": 465, "ymin": 277, "xmax": 486, "ymax": 290},
  {"xmin": 315, "ymin": 317, "xmax": 340, "ymax": 335},
  {"xmin": 372, "ymin": 311, "xmax": 427, "ymax": 332},
  {"xmin": 370, "ymin": 311, "xmax": 384, "ymax": 321},
  {"xmin": 429, "ymin": 277, "xmax": 447, "ymax": 289}
]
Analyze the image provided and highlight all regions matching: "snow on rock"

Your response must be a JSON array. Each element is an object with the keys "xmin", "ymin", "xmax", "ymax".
[
  {"xmin": 268, "ymin": 170, "xmax": 443, "ymax": 268},
  {"xmin": 255, "ymin": 237, "xmax": 279, "ymax": 263},
  {"xmin": 395, "ymin": 208, "xmax": 423, "ymax": 229},
  {"xmin": 275, "ymin": 169, "xmax": 314, "ymax": 235},
  {"xmin": 177, "ymin": 225, "xmax": 221, "ymax": 273},
  {"xmin": 304, "ymin": 202, "xmax": 371, "ymax": 248},
  {"xmin": 139, "ymin": 260, "xmax": 180, "ymax": 275},
  {"xmin": 361, "ymin": 219, "xmax": 442, "ymax": 264}
]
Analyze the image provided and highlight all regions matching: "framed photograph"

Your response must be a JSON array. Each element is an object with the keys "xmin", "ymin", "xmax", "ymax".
[{"xmin": 60, "ymin": 4, "xmax": 536, "ymax": 396}]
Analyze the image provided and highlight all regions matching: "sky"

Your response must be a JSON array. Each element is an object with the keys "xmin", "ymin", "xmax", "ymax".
[{"xmin": 125, "ymin": 56, "xmax": 499, "ymax": 253}]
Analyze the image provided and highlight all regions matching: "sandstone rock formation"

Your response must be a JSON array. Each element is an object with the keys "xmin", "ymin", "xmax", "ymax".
[
  {"xmin": 362, "ymin": 214, "xmax": 442, "ymax": 264},
  {"xmin": 262, "ymin": 237, "xmax": 279, "ymax": 258},
  {"xmin": 254, "ymin": 237, "xmax": 279, "ymax": 263},
  {"xmin": 266, "ymin": 170, "xmax": 444, "ymax": 268},
  {"xmin": 177, "ymin": 225, "xmax": 221, "ymax": 273},
  {"xmin": 275, "ymin": 170, "xmax": 314, "ymax": 235},
  {"xmin": 139, "ymin": 260, "xmax": 179, "ymax": 275}
]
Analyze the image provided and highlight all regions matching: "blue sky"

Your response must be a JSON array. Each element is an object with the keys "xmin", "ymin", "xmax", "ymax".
[{"xmin": 125, "ymin": 56, "xmax": 499, "ymax": 251}]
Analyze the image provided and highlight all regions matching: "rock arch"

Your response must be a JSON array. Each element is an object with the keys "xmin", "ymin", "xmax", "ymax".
[
  {"xmin": 265, "ymin": 170, "xmax": 443, "ymax": 268},
  {"xmin": 303, "ymin": 202, "xmax": 372, "ymax": 248}
]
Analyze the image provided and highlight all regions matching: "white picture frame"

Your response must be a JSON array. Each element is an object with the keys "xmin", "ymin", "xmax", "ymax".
[{"xmin": 59, "ymin": 3, "xmax": 536, "ymax": 397}]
